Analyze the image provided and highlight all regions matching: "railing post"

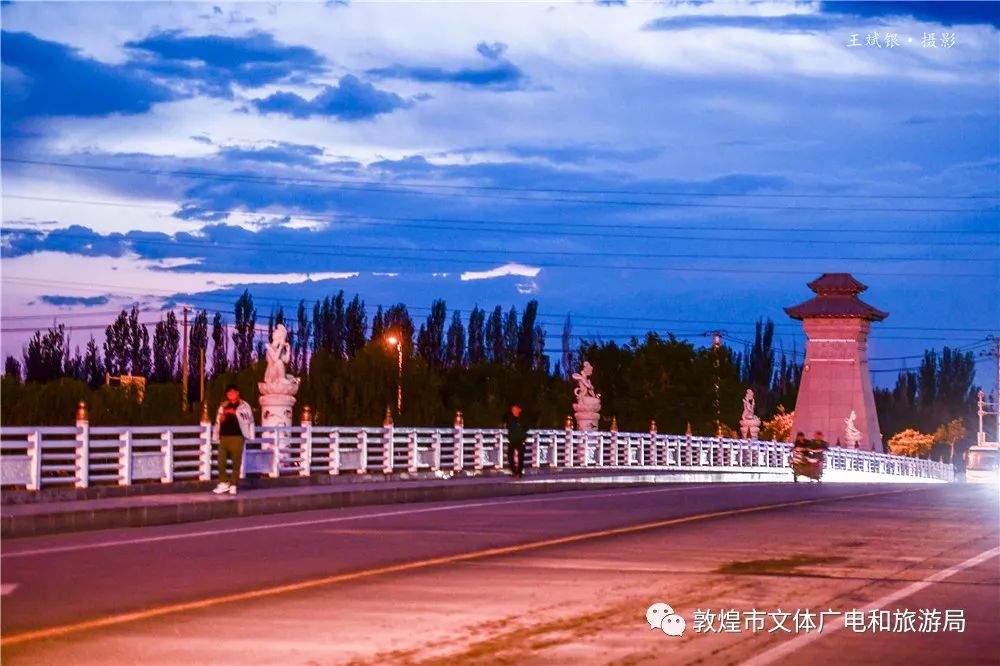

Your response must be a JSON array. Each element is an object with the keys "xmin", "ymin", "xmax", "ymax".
[
  {"xmin": 565, "ymin": 416, "xmax": 574, "ymax": 468},
  {"xmin": 330, "ymin": 430, "xmax": 341, "ymax": 476},
  {"xmin": 531, "ymin": 432, "xmax": 540, "ymax": 468},
  {"xmin": 495, "ymin": 431, "xmax": 504, "ymax": 470},
  {"xmin": 432, "ymin": 431, "xmax": 442, "ymax": 471},
  {"xmin": 75, "ymin": 401, "xmax": 89, "ymax": 489},
  {"xmin": 300, "ymin": 407, "xmax": 313, "ymax": 477},
  {"xmin": 453, "ymin": 412, "xmax": 465, "ymax": 472},
  {"xmin": 161, "ymin": 430, "xmax": 174, "ymax": 484},
  {"xmin": 357, "ymin": 430, "xmax": 368, "ymax": 475},
  {"xmin": 383, "ymin": 409, "xmax": 394, "ymax": 475},
  {"xmin": 268, "ymin": 427, "xmax": 279, "ymax": 478},
  {"xmin": 27, "ymin": 430, "xmax": 42, "ymax": 491},
  {"xmin": 597, "ymin": 432, "xmax": 604, "ymax": 466},
  {"xmin": 474, "ymin": 431, "xmax": 484, "ymax": 471},
  {"xmin": 119, "ymin": 431, "xmax": 132, "ymax": 486},
  {"xmin": 199, "ymin": 408, "xmax": 213, "ymax": 482},
  {"xmin": 408, "ymin": 431, "xmax": 419, "ymax": 473},
  {"xmin": 610, "ymin": 417, "xmax": 619, "ymax": 466}
]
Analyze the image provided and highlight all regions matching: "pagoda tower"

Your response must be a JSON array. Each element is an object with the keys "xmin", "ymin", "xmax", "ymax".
[{"xmin": 784, "ymin": 273, "xmax": 888, "ymax": 452}]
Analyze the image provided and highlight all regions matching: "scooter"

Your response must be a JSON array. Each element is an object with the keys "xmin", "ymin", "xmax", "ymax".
[{"xmin": 791, "ymin": 447, "xmax": 824, "ymax": 482}]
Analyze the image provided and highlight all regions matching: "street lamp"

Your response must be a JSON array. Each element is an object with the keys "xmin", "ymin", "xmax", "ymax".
[{"xmin": 386, "ymin": 334, "xmax": 403, "ymax": 413}]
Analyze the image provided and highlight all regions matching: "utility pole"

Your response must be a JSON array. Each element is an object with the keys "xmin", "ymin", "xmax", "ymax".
[
  {"xmin": 181, "ymin": 307, "xmax": 189, "ymax": 411},
  {"xmin": 975, "ymin": 335, "xmax": 1000, "ymax": 446},
  {"xmin": 199, "ymin": 347, "xmax": 206, "ymax": 407},
  {"xmin": 708, "ymin": 330, "xmax": 724, "ymax": 437}
]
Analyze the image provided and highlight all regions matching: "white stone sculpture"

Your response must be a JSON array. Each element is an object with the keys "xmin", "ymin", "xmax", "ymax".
[
  {"xmin": 739, "ymin": 389, "xmax": 761, "ymax": 440},
  {"xmin": 571, "ymin": 361, "xmax": 602, "ymax": 431},
  {"xmin": 844, "ymin": 410, "xmax": 862, "ymax": 448},
  {"xmin": 258, "ymin": 324, "xmax": 300, "ymax": 452}
]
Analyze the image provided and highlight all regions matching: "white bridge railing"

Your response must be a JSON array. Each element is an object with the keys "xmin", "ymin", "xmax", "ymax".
[{"xmin": 0, "ymin": 423, "xmax": 953, "ymax": 490}]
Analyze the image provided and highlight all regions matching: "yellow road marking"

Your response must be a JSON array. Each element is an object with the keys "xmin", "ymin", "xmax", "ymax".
[{"xmin": 1, "ymin": 487, "xmax": 921, "ymax": 647}]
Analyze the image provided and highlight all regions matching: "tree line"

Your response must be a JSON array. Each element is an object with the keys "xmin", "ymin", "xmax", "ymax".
[{"xmin": 1, "ymin": 290, "xmax": 979, "ymax": 451}]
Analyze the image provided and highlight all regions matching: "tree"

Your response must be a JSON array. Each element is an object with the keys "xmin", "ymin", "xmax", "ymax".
[
  {"xmin": 294, "ymin": 300, "xmax": 311, "ymax": 372},
  {"xmin": 232, "ymin": 290, "xmax": 257, "ymax": 371},
  {"xmin": 561, "ymin": 314, "xmax": 574, "ymax": 379},
  {"xmin": 887, "ymin": 428, "xmax": 934, "ymax": 458},
  {"xmin": 467, "ymin": 307, "xmax": 485, "ymax": 365},
  {"xmin": 4, "ymin": 355, "xmax": 22, "ymax": 382},
  {"xmin": 127, "ymin": 306, "xmax": 152, "ymax": 378},
  {"xmin": 104, "ymin": 309, "xmax": 131, "ymax": 376},
  {"xmin": 151, "ymin": 311, "xmax": 181, "ymax": 382},
  {"xmin": 344, "ymin": 295, "xmax": 367, "ymax": 358},
  {"xmin": 417, "ymin": 299, "xmax": 447, "ymax": 366},
  {"xmin": 23, "ymin": 325, "xmax": 67, "ymax": 382},
  {"xmin": 446, "ymin": 310, "xmax": 466, "ymax": 367},
  {"xmin": 383, "ymin": 303, "xmax": 415, "ymax": 354},
  {"xmin": 211, "ymin": 312, "xmax": 229, "ymax": 375},
  {"xmin": 761, "ymin": 406, "xmax": 794, "ymax": 442},
  {"xmin": 82, "ymin": 338, "xmax": 104, "ymax": 388},
  {"xmin": 932, "ymin": 418, "xmax": 967, "ymax": 464},
  {"xmin": 517, "ymin": 300, "xmax": 539, "ymax": 368},
  {"xmin": 503, "ymin": 306, "xmax": 519, "ymax": 366},
  {"xmin": 485, "ymin": 306, "xmax": 504, "ymax": 363},
  {"xmin": 370, "ymin": 305, "xmax": 385, "ymax": 344},
  {"xmin": 188, "ymin": 311, "xmax": 209, "ymax": 401}
]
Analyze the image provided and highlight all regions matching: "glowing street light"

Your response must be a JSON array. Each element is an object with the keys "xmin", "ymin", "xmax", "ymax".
[{"xmin": 386, "ymin": 334, "xmax": 403, "ymax": 413}]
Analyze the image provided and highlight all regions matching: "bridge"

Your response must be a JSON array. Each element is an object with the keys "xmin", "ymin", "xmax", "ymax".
[
  {"xmin": 2, "ymin": 422, "xmax": 992, "ymax": 665},
  {"xmin": 0, "ymin": 421, "xmax": 952, "ymax": 490}
]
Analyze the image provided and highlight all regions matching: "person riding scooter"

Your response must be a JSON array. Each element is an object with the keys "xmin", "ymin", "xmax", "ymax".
[{"xmin": 791, "ymin": 431, "xmax": 826, "ymax": 482}]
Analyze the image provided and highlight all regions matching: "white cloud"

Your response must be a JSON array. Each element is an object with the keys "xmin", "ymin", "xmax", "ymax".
[{"xmin": 460, "ymin": 263, "xmax": 541, "ymax": 281}]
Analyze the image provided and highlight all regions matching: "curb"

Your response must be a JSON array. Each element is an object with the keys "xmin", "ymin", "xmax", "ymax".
[{"xmin": 0, "ymin": 478, "xmax": 649, "ymax": 540}]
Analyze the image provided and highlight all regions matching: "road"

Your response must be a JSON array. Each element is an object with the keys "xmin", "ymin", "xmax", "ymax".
[{"xmin": 1, "ymin": 482, "xmax": 997, "ymax": 665}]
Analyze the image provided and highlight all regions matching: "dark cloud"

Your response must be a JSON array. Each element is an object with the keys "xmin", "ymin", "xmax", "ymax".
[
  {"xmin": 475, "ymin": 41, "xmax": 508, "ymax": 60},
  {"xmin": 1, "ymin": 31, "xmax": 177, "ymax": 136},
  {"xmin": 173, "ymin": 204, "xmax": 230, "ymax": 222},
  {"xmin": 368, "ymin": 43, "xmax": 528, "ymax": 91},
  {"xmin": 1, "ymin": 225, "xmax": 127, "ymax": 258},
  {"xmin": 218, "ymin": 142, "xmax": 325, "ymax": 166},
  {"xmin": 39, "ymin": 295, "xmax": 110, "ymax": 307},
  {"xmin": 252, "ymin": 74, "xmax": 412, "ymax": 120},
  {"xmin": 125, "ymin": 30, "xmax": 327, "ymax": 98}
]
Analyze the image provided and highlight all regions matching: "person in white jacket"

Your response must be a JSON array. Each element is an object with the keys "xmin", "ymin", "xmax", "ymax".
[{"xmin": 212, "ymin": 384, "xmax": 255, "ymax": 495}]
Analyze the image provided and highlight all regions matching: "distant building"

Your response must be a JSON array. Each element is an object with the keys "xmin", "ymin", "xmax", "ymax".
[{"xmin": 785, "ymin": 273, "xmax": 887, "ymax": 452}]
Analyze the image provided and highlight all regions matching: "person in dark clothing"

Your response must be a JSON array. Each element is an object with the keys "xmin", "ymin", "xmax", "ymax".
[
  {"xmin": 212, "ymin": 384, "xmax": 254, "ymax": 495},
  {"xmin": 506, "ymin": 404, "xmax": 528, "ymax": 477}
]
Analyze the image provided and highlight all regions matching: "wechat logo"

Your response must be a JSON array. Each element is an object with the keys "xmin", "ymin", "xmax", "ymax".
[{"xmin": 646, "ymin": 601, "xmax": 686, "ymax": 637}]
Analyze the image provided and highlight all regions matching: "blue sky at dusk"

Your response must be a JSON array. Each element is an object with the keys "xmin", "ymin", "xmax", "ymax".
[{"xmin": 1, "ymin": 1, "xmax": 997, "ymax": 389}]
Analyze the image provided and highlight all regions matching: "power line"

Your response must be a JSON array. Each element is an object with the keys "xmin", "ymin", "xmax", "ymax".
[
  {"xmin": 4, "ymin": 275, "xmax": 994, "ymax": 340},
  {"xmin": 4, "ymin": 228, "xmax": 993, "ymax": 265},
  {"xmin": 8, "ymin": 157, "xmax": 996, "ymax": 200},
  {"xmin": 7, "ymin": 193, "xmax": 999, "ymax": 241},
  {"xmin": 4, "ymin": 158, "xmax": 998, "ymax": 213}
]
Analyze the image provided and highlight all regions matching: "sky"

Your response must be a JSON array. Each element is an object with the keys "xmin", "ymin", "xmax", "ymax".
[{"xmin": 1, "ymin": 0, "xmax": 998, "ymax": 391}]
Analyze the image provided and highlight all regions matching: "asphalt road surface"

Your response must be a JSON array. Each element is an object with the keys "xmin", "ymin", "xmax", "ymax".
[{"xmin": 2, "ymin": 481, "xmax": 997, "ymax": 665}]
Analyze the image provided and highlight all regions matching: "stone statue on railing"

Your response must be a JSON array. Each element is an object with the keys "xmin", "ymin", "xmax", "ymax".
[
  {"xmin": 844, "ymin": 410, "xmax": 862, "ymax": 448},
  {"xmin": 572, "ymin": 361, "xmax": 602, "ymax": 431},
  {"xmin": 739, "ymin": 389, "xmax": 761, "ymax": 440},
  {"xmin": 258, "ymin": 324, "xmax": 300, "ymax": 452}
]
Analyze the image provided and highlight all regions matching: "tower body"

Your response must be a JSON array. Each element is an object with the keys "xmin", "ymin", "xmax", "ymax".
[{"xmin": 785, "ymin": 274, "xmax": 888, "ymax": 452}]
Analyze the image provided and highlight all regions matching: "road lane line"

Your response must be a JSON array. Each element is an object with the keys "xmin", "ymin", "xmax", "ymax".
[
  {"xmin": 1, "ymin": 483, "xmax": 736, "ymax": 558},
  {"xmin": 0, "ymin": 487, "xmax": 918, "ymax": 647},
  {"xmin": 746, "ymin": 545, "xmax": 1000, "ymax": 666}
]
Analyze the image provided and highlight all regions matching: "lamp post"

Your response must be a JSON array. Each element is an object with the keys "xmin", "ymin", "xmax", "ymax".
[{"xmin": 386, "ymin": 335, "xmax": 403, "ymax": 413}]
